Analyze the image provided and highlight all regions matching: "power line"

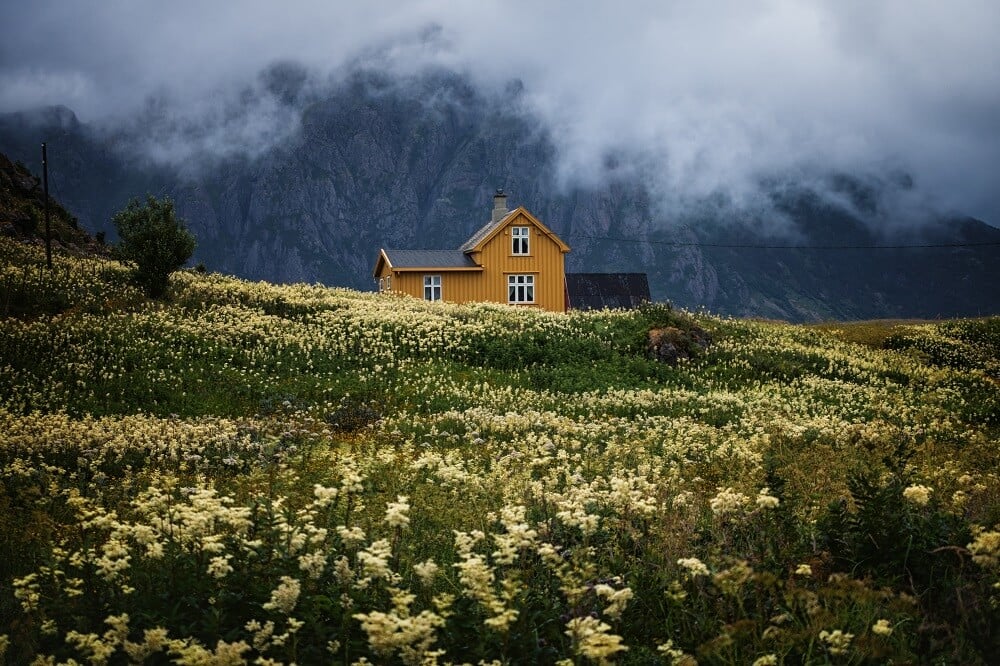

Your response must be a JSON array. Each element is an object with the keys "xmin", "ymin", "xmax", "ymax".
[{"xmin": 564, "ymin": 233, "xmax": 1000, "ymax": 250}]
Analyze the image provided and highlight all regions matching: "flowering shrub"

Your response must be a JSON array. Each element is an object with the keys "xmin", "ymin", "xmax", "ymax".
[{"xmin": 2, "ymin": 240, "xmax": 999, "ymax": 663}]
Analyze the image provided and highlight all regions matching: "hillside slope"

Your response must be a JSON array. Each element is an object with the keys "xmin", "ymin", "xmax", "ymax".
[
  {"xmin": 2, "ymin": 240, "xmax": 1000, "ymax": 663},
  {"xmin": 0, "ymin": 151, "xmax": 105, "ymax": 254}
]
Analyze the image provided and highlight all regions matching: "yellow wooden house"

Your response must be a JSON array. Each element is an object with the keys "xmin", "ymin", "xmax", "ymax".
[{"xmin": 373, "ymin": 192, "xmax": 571, "ymax": 312}]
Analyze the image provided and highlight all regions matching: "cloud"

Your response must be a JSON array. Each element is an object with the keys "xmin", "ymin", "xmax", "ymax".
[
  {"xmin": 2, "ymin": 0, "xmax": 999, "ymax": 223},
  {"xmin": 108, "ymin": 61, "xmax": 321, "ymax": 170}
]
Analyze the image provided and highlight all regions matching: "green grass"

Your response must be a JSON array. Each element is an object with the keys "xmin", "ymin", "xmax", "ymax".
[{"xmin": 808, "ymin": 318, "xmax": 938, "ymax": 348}]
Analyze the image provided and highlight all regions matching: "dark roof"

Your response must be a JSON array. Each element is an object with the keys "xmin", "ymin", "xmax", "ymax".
[
  {"xmin": 381, "ymin": 249, "xmax": 479, "ymax": 269},
  {"xmin": 566, "ymin": 273, "xmax": 651, "ymax": 310},
  {"xmin": 458, "ymin": 209, "xmax": 518, "ymax": 252}
]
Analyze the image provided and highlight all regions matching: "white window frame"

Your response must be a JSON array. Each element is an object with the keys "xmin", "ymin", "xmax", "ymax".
[
  {"xmin": 511, "ymin": 226, "xmax": 530, "ymax": 255},
  {"xmin": 385, "ymin": 276, "xmax": 392, "ymax": 292},
  {"xmin": 423, "ymin": 274, "xmax": 442, "ymax": 301},
  {"xmin": 507, "ymin": 274, "xmax": 535, "ymax": 303}
]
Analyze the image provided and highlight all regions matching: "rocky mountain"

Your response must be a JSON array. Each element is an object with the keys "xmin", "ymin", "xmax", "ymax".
[{"xmin": 2, "ymin": 68, "xmax": 998, "ymax": 321}]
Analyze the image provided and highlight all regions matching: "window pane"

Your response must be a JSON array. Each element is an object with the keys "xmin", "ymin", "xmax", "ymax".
[
  {"xmin": 512, "ymin": 226, "xmax": 529, "ymax": 254},
  {"xmin": 508, "ymin": 274, "xmax": 535, "ymax": 302},
  {"xmin": 424, "ymin": 275, "xmax": 441, "ymax": 300}
]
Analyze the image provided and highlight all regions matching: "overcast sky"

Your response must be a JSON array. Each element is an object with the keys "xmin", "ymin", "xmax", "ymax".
[{"xmin": 2, "ymin": 0, "xmax": 999, "ymax": 224}]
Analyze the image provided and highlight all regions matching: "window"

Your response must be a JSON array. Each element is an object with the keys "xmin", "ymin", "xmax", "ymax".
[
  {"xmin": 507, "ymin": 274, "xmax": 535, "ymax": 303},
  {"xmin": 378, "ymin": 277, "xmax": 385, "ymax": 292},
  {"xmin": 511, "ymin": 226, "xmax": 530, "ymax": 255},
  {"xmin": 423, "ymin": 274, "xmax": 441, "ymax": 301}
]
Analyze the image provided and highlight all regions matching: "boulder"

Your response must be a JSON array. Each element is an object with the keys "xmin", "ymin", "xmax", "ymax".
[{"xmin": 647, "ymin": 325, "xmax": 712, "ymax": 365}]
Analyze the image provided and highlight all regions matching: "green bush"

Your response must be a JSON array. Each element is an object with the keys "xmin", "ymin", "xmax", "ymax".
[{"xmin": 112, "ymin": 196, "xmax": 196, "ymax": 298}]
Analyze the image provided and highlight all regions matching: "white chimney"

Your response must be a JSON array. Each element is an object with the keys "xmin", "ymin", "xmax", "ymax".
[{"xmin": 492, "ymin": 189, "xmax": 508, "ymax": 222}]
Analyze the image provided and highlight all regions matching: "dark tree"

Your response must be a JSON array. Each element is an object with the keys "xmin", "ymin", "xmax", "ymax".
[{"xmin": 113, "ymin": 196, "xmax": 196, "ymax": 298}]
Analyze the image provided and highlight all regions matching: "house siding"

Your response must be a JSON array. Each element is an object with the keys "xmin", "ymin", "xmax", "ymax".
[{"xmin": 374, "ymin": 208, "xmax": 569, "ymax": 312}]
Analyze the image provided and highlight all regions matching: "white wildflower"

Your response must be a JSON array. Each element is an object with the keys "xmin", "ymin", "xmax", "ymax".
[
  {"xmin": 299, "ymin": 551, "xmax": 327, "ymax": 579},
  {"xmin": 263, "ymin": 576, "xmax": 301, "ymax": 614},
  {"xmin": 969, "ymin": 530, "xmax": 1000, "ymax": 568},
  {"xmin": 710, "ymin": 487, "xmax": 749, "ymax": 517},
  {"xmin": 902, "ymin": 484, "xmax": 932, "ymax": 506},
  {"xmin": 677, "ymin": 557, "xmax": 710, "ymax": 578},
  {"xmin": 872, "ymin": 619, "xmax": 893, "ymax": 636},
  {"xmin": 756, "ymin": 488, "xmax": 780, "ymax": 509},
  {"xmin": 413, "ymin": 559, "xmax": 439, "ymax": 586},
  {"xmin": 207, "ymin": 555, "xmax": 233, "ymax": 579},
  {"xmin": 594, "ymin": 584, "xmax": 633, "ymax": 620},
  {"xmin": 819, "ymin": 629, "xmax": 854, "ymax": 655},
  {"xmin": 565, "ymin": 616, "xmax": 628, "ymax": 663},
  {"xmin": 384, "ymin": 495, "xmax": 410, "ymax": 529}
]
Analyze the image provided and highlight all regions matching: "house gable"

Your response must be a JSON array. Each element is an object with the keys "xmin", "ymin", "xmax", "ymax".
[
  {"xmin": 372, "ymin": 249, "xmax": 392, "ymax": 279},
  {"xmin": 460, "ymin": 207, "xmax": 570, "ymax": 255},
  {"xmin": 466, "ymin": 208, "xmax": 568, "ymax": 311}
]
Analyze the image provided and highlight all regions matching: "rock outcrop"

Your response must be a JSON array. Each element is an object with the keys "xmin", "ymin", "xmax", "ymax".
[
  {"xmin": 647, "ymin": 326, "xmax": 713, "ymax": 365},
  {"xmin": 0, "ymin": 152, "xmax": 106, "ymax": 255}
]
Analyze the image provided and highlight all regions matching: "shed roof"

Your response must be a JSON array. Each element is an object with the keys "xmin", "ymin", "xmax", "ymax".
[{"xmin": 565, "ymin": 273, "xmax": 651, "ymax": 310}]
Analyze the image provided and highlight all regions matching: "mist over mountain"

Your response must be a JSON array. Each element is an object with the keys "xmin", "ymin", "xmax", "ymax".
[{"xmin": 2, "ymin": 66, "xmax": 998, "ymax": 321}]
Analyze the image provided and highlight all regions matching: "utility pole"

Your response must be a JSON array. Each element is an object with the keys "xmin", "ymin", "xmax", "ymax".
[{"xmin": 42, "ymin": 142, "xmax": 52, "ymax": 269}]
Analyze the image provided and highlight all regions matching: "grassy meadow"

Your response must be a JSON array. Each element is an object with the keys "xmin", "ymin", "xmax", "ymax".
[{"xmin": 2, "ymin": 237, "xmax": 1000, "ymax": 664}]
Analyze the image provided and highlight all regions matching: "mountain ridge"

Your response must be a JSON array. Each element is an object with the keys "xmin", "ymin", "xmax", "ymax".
[{"xmin": 2, "ymin": 68, "xmax": 998, "ymax": 321}]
